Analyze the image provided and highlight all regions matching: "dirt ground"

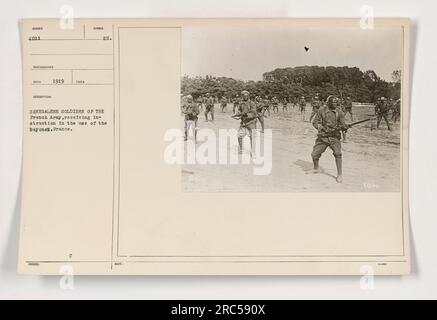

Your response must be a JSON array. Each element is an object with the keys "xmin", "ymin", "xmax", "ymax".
[{"xmin": 182, "ymin": 103, "xmax": 400, "ymax": 192}]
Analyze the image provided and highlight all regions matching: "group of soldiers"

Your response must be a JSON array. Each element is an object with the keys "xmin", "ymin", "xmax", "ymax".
[
  {"xmin": 193, "ymin": 93, "xmax": 356, "ymax": 123},
  {"xmin": 182, "ymin": 90, "xmax": 401, "ymax": 184},
  {"xmin": 375, "ymin": 96, "xmax": 401, "ymax": 131}
]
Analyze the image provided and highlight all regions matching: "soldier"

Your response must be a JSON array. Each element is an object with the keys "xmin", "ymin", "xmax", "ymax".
[
  {"xmin": 299, "ymin": 96, "xmax": 306, "ymax": 121},
  {"xmin": 255, "ymin": 96, "xmax": 265, "ymax": 132},
  {"xmin": 196, "ymin": 95, "xmax": 204, "ymax": 112},
  {"xmin": 182, "ymin": 95, "xmax": 200, "ymax": 142},
  {"xmin": 311, "ymin": 96, "xmax": 350, "ymax": 183},
  {"xmin": 290, "ymin": 96, "xmax": 296, "ymax": 109},
  {"xmin": 220, "ymin": 96, "xmax": 228, "ymax": 113},
  {"xmin": 271, "ymin": 96, "xmax": 279, "ymax": 113},
  {"xmin": 344, "ymin": 96, "xmax": 354, "ymax": 121},
  {"xmin": 375, "ymin": 97, "xmax": 392, "ymax": 130},
  {"xmin": 263, "ymin": 95, "xmax": 271, "ymax": 117},
  {"xmin": 309, "ymin": 94, "xmax": 321, "ymax": 123},
  {"xmin": 204, "ymin": 93, "xmax": 215, "ymax": 122},
  {"xmin": 235, "ymin": 90, "xmax": 258, "ymax": 154},
  {"xmin": 233, "ymin": 94, "xmax": 240, "ymax": 114},
  {"xmin": 388, "ymin": 98, "xmax": 395, "ymax": 114},
  {"xmin": 391, "ymin": 98, "xmax": 401, "ymax": 123},
  {"xmin": 282, "ymin": 97, "xmax": 288, "ymax": 112}
]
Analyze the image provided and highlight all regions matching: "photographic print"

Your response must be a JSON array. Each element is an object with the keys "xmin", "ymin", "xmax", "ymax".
[{"xmin": 181, "ymin": 25, "xmax": 403, "ymax": 192}]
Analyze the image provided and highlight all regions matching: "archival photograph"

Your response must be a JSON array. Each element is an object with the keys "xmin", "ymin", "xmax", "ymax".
[{"xmin": 180, "ymin": 25, "xmax": 403, "ymax": 192}]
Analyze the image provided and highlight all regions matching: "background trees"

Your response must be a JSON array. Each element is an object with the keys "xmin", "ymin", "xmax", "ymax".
[{"xmin": 181, "ymin": 66, "xmax": 401, "ymax": 103}]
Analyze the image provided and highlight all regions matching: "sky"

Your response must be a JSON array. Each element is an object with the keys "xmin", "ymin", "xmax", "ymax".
[{"xmin": 182, "ymin": 25, "xmax": 403, "ymax": 82}]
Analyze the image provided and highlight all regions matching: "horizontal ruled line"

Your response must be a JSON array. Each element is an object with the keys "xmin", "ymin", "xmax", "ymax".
[
  {"xmin": 31, "ymin": 68, "xmax": 113, "ymax": 71},
  {"xmin": 30, "ymin": 83, "xmax": 113, "ymax": 86},
  {"xmin": 30, "ymin": 53, "xmax": 113, "ymax": 56},
  {"xmin": 31, "ymin": 38, "xmax": 110, "ymax": 41}
]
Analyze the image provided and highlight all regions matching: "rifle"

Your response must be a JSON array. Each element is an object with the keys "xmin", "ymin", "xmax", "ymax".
[
  {"xmin": 347, "ymin": 117, "xmax": 375, "ymax": 128},
  {"xmin": 231, "ymin": 110, "xmax": 260, "ymax": 121},
  {"xmin": 321, "ymin": 117, "xmax": 375, "ymax": 135}
]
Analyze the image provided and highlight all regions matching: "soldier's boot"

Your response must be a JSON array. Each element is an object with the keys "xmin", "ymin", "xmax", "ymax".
[
  {"xmin": 211, "ymin": 113, "xmax": 214, "ymax": 122},
  {"xmin": 335, "ymin": 157, "xmax": 343, "ymax": 183},
  {"xmin": 312, "ymin": 158, "xmax": 320, "ymax": 173}
]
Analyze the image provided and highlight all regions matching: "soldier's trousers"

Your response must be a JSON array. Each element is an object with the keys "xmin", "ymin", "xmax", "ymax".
[
  {"xmin": 377, "ymin": 113, "xmax": 391, "ymax": 129},
  {"xmin": 311, "ymin": 136, "xmax": 342, "ymax": 160}
]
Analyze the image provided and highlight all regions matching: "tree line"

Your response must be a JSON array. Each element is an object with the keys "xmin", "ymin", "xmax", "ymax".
[{"xmin": 181, "ymin": 66, "xmax": 401, "ymax": 103}]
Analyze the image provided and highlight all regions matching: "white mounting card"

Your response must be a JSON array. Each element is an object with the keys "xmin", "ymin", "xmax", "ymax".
[{"xmin": 18, "ymin": 18, "xmax": 410, "ymax": 275}]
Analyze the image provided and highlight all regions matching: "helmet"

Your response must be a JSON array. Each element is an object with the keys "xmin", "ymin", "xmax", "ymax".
[{"xmin": 326, "ymin": 95, "xmax": 337, "ymax": 106}]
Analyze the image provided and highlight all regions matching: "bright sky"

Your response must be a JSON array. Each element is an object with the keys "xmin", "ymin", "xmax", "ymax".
[{"xmin": 182, "ymin": 26, "xmax": 402, "ymax": 82}]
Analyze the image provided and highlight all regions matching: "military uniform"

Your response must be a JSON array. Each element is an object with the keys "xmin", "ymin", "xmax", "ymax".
[
  {"xmin": 311, "ymin": 106, "xmax": 347, "ymax": 158},
  {"xmin": 391, "ymin": 99, "xmax": 400, "ymax": 123},
  {"xmin": 262, "ymin": 97, "xmax": 271, "ymax": 117},
  {"xmin": 299, "ymin": 97, "xmax": 306, "ymax": 120},
  {"xmin": 271, "ymin": 97, "xmax": 279, "ymax": 113},
  {"xmin": 255, "ymin": 97, "xmax": 265, "ymax": 132},
  {"xmin": 233, "ymin": 96, "xmax": 240, "ymax": 114},
  {"xmin": 196, "ymin": 96, "xmax": 204, "ymax": 111},
  {"xmin": 344, "ymin": 98, "xmax": 353, "ymax": 121},
  {"xmin": 204, "ymin": 95, "xmax": 215, "ymax": 121},
  {"xmin": 282, "ymin": 98, "xmax": 288, "ymax": 112},
  {"xmin": 309, "ymin": 96, "xmax": 321, "ymax": 123},
  {"xmin": 220, "ymin": 96, "xmax": 228, "ymax": 113},
  {"xmin": 375, "ymin": 98, "xmax": 391, "ymax": 130},
  {"xmin": 182, "ymin": 98, "xmax": 200, "ymax": 141},
  {"xmin": 311, "ymin": 100, "xmax": 349, "ymax": 183},
  {"xmin": 238, "ymin": 98, "xmax": 258, "ymax": 152}
]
